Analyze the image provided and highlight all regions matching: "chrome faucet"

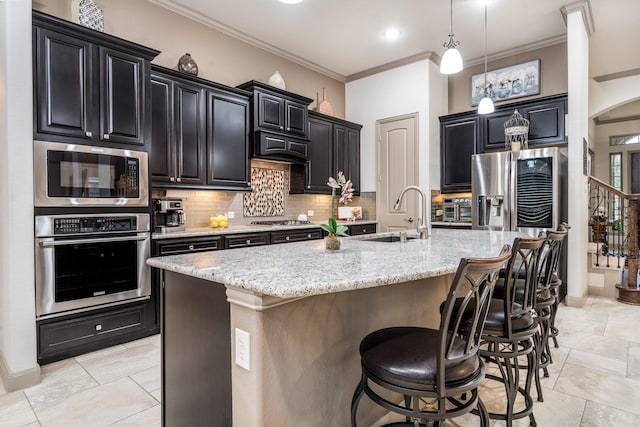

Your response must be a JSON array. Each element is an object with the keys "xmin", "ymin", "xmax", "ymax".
[{"xmin": 393, "ymin": 186, "xmax": 429, "ymax": 239}]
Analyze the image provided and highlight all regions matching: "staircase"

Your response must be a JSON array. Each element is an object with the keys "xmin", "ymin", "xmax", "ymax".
[{"xmin": 588, "ymin": 176, "xmax": 640, "ymax": 305}]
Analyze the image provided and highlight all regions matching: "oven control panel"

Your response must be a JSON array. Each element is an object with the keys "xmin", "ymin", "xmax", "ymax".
[
  {"xmin": 53, "ymin": 216, "xmax": 138, "ymax": 235},
  {"xmin": 36, "ymin": 214, "xmax": 150, "ymax": 238}
]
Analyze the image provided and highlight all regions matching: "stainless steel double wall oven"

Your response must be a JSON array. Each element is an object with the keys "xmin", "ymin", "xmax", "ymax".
[{"xmin": 34, "ymin": 140, "xmax": 151, "ymax": 319}]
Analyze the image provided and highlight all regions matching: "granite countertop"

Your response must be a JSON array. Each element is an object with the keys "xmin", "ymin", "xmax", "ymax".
[
  {"xmin": 147, "ymin": 228, "xmax": 518, "ymax": 298},
  {"xmin": 151, "ymin": 220, "xmax": 379, "ymax": 240}
]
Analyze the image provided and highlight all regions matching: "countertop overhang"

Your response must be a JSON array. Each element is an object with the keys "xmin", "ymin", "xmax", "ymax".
[{"xmin": 147, "ymin": 228, "xmax": 519, "ymax": 299}]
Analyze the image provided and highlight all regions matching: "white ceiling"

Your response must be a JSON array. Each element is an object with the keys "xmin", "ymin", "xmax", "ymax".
[{"xmin": 149, "ymin": 0, "xmax": 640, "ymax": 82}]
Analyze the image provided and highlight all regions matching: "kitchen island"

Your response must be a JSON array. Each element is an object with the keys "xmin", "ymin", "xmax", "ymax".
[{"xmin": 147, "ymin": 228, "xmax": 519, "ymax": 427}]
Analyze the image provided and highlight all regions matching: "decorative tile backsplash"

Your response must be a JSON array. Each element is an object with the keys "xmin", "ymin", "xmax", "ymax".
[{"xmin": 243, "ymin": 167, "xmax": 286, "ymax": 217}]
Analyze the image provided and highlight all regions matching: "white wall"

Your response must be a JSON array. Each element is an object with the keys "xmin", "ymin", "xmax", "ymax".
[
  {"xmin": 0, "ymin": 1, "xmax": 40, "ymax": 389},
  {"xmin": 345, "ymin": 59, "xmax": 448, "ymax": 194}
]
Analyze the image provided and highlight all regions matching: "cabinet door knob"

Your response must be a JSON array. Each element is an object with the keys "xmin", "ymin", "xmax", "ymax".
[
  {"xmin": 246, "ymin": 239, "xmax": 251, "ymax": 245},
  {"xmin": 286, "ymin": 127, "xmax": 290, "ymax": 131},
  {"xmin": 279, "ymin": 126, "xmax": 284, "ymax": 130},
  {"xmin": 307, "ymin": 234, "xmax": 312, "ymax": 239},
  {"xmin": 85, "ymin": 131, "xmax": 93, "ymax": 138},
  {"xmin": 285, "ymin": 236, "xmax": 290, "ymax": 241},
  {"xmin": 363, "ymin": 229, "xmax": 367, "ymax": 233},
  {"xmin": 103, "ymin": 133, "xmax": 110, "ymax": 140},
  {"xmin": 188, "ymin": 245, "xmax": 195, "ymax": 250},
  {"xmin": 176, "ymin": 177, "xmax": 182, "ymax": 183},
  {"xmin": 95, "ymin": 324, "xmax": 102, "ymax": 331},
  {"xmin": 170, "ymin": 177, "xmax": 176, "ymax": 182}
]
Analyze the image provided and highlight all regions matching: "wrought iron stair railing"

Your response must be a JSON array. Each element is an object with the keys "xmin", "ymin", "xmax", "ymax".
[{"xmin": 588, "ymin": 176, "xmax": 640, "ymax": 305}]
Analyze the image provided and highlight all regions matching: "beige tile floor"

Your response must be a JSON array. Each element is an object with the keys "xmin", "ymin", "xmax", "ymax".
[{"xmin": 1, "ymin": 296, "xmax": 640, "ymax": 426}]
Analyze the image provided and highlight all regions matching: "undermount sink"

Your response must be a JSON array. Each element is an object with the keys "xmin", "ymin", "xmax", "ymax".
[{"xmin": 364, "ymin": 235, "xmax": 419, "ymax": 243}]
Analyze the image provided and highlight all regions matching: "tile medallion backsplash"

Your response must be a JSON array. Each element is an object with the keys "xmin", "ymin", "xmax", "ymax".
[{"xmin": 243, "ymin": 167, "xmax": 286, "ymax": 217}]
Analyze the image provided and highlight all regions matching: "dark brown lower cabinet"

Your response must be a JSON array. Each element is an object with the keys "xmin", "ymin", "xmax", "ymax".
[
  {"xmin": 37, "ymin": 300, "xmax": 156, "ymax": 365},
  {"xmin": 270, "ymin": 228, "xmax": 322, "ymax": 244},
  {"xmin": 162, "ymin": 271, "xmax": 231, "ymax": 427},
  {"xmin": 348, "ymin": 223, "xmax": 377, "ymax": 236}
]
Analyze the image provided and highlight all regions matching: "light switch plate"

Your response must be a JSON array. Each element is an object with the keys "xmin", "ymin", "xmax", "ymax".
[{"xmin": 235, "ymin": 328, "xmax": 250, "ymax": 371}]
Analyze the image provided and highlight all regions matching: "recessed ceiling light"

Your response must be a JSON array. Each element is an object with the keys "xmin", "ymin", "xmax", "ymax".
[
  {"xmin": 385, "ymin": 28, "xmax": 400, "ymax": 40},
  {"xmin": 280, "ymin": 0, "xmax": 304, "ymax": 4}
]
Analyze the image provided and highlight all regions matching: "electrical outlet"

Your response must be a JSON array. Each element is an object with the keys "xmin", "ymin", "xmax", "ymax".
[
  {"xmin": 235, "ymin": 328, "xmax": 250, "ymax": 371},
  {"xmin": 307, "ymin": 210, "xmax": 314, "ymax": 217},
  {"xmin": 227, "ymin": 211, "xmax": 235, "ymax": 219}
]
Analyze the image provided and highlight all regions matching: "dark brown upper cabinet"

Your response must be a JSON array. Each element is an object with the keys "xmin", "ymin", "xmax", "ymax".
[
  {"xmin": 150, "ymin": 66, "xmax": 251, "ymax": 190},
  {"xmin": 291, "ymin": 111, "xmax": 362, "ymax": 196},
  {"xmin": 479, "ymin": 93, "xmax": 567, "ymax": 152},
  {"xmin": 237, "ymin": 81, "xmax": 313, "ymax": 162},
  {"xmin": 33, "ymin": 11, "xmax": 158, "ymax": 147},
  {"xmin": 206, "ymin": 90, "xmax": 251, "ymax": 190},
  {"xmin": 440, "ymin": 116, "xmax": 480, "ymax": 193}
]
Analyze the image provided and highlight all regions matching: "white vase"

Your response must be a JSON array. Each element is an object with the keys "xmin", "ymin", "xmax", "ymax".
[{"xmin": 268, "ymin": 71, "xmax": 286, "ymax": 90}]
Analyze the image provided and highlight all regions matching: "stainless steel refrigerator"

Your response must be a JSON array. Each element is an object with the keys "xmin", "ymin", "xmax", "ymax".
[{"xmin": 471, "ymin": 147, "xmax": 567, "ymax": 236}]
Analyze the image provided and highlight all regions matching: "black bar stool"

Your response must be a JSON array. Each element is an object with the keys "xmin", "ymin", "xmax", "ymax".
[
  {"xmin": 531, "ymin": 229, "xmax": 568, "ymax": 402},
  {"xmin": 350, "ymin": 245, "xmax": 511, "ymax": 427},
  {"xmin": 548, "ymin": 223, "xmax": 570, "ymax": 349},
  {"xmin": 478, "ymin": 237, "xmax": 546, "ymax": 427}
]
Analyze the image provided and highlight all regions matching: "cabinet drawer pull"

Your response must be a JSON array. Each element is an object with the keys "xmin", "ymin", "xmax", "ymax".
[
  {"xmin": 246, "ymin": 239, "xmax": 251, "ymax": 245},
  {"xmin": 95, "ymin": 324, "xmax": 102, "ymax": 331},
  {"xmin": 285, "ymin": 236, "xmax": 290, "ymax": 241},
  {"xmin": 188, "ymin": 245, "xmax": 195, "ymax": 251},
  {"xmin": 103, "ymin": 133, "xmax": 110, "ymax": 140},
  {"xmin": 85, "ymin": 131, "xmax": 93, "ymax": 138}
]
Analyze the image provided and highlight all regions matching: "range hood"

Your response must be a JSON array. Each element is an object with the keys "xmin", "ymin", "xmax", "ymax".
[{"xmin": 253, "ymin": 130, "xmax": 308, "ymax": 163}]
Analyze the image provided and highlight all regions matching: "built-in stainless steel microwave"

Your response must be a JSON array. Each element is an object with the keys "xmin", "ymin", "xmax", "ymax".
[{"xmin": 34, "ymin": 140, "xmax": 148, "ymax": 207}]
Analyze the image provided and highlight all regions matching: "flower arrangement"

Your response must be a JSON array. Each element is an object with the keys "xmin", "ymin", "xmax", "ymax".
[{"xmin": 321, "ymin": 171, "xmax": 353, "ymax": 238}]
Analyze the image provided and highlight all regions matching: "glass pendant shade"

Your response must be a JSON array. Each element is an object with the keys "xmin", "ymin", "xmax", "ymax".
[
  {"xmin": 478, "ymin": 95, "xmax": 495, "ymax": 114},
  {"xmin": 440, "ymin": 0, "xmax": 463, "ymax": 75},
  {"xmin": 440, "ymin": 45, "xmax": 463, "ymax": 74}
]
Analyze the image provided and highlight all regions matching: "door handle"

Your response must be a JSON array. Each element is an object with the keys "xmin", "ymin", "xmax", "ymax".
[{"xmin": 404, "ymin": 217, "xmax": 414, "ymax": 223}]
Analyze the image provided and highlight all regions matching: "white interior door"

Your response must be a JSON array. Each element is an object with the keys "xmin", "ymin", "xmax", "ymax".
[{"xmin": 376, "ymin": 113, "xmax": 419, "ymax": 232}]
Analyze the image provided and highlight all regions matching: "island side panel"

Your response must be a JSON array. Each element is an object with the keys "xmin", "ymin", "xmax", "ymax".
[
  {"xmin": 228, "ymin": 275, "xmax": 451, "ymax": 427},
  {"xmin": 162, "ymin": 271, "xmax": 232, "ymax": 427}
]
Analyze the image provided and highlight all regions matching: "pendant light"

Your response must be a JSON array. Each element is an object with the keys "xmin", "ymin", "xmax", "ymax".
[
  {"xmin": 440, "ymin": 0, "xmax": 463, "ymax": 74},
  {"xmin": 477, "ymin": 3, "xmax": 494, "ymax": 114}
]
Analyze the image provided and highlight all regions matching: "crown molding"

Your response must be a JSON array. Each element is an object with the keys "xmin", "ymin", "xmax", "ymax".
[
  {"xmin": 149, "ymin": 0, "xmax": 345, "ymax": 82},
  {"xmin": 346, "ymin": 51, "xmax": 440, "ymax": 83},
  {"xmin": 594, "ymin": 114, "xmax": 640, "ymax": 126},
  {"xmin": 593, "ymin": 68, "xmax": 640, "ymax": 83},
  {"xmin": 463, "ymin": 35, "xmax": 567, "ymax": 68},
  {"xmin": 561, "ymin": 0, "xmax": 596, "ymax": 36}
]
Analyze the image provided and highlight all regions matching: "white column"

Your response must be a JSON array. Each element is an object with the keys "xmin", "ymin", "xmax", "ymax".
[
  {"xmin": 563, "ymin": 1, "xmax": 593, "ymax": 307},
  {"xmin": 0, "ymin": 1, "xmax": 40, "ymax": 389}
]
